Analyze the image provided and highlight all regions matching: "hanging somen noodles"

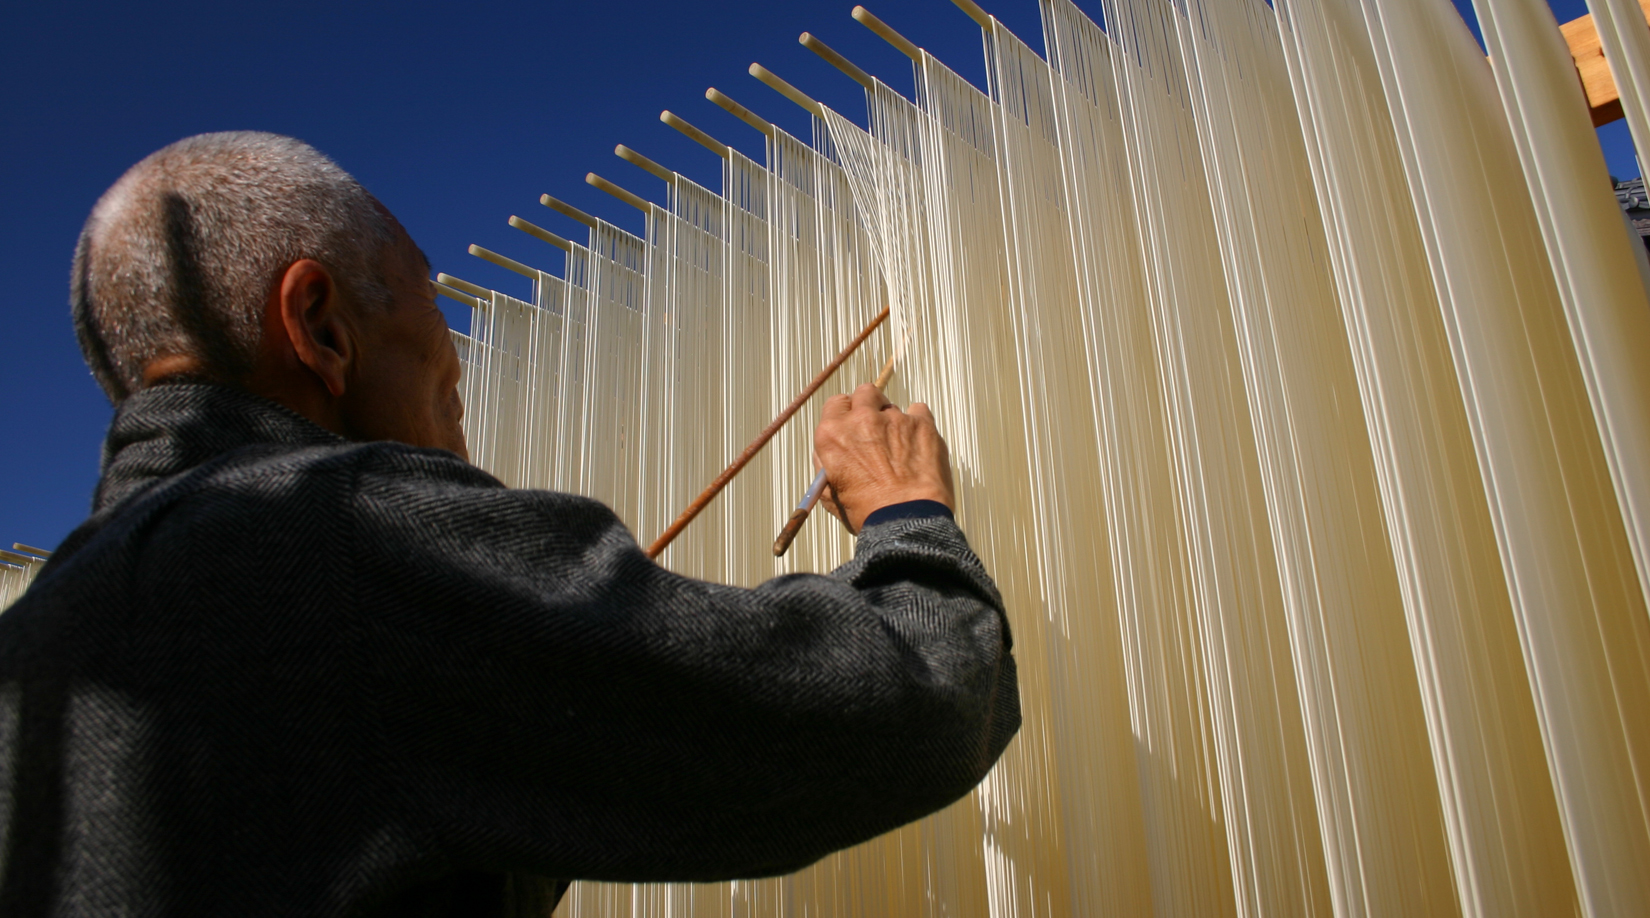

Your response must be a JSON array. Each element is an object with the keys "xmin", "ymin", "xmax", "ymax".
[{"xmin": 205, "ymin": 0, "xmax": 1650, "ymax": 914}]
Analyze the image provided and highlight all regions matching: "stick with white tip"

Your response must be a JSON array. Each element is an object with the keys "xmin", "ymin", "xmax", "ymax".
[{"xmin": 772, "ymin": 352, "xmax": 898, "ymax": 557}]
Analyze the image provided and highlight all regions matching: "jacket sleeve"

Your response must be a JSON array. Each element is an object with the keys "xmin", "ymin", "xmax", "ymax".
[{"xmin": 347, "ymin": 447, "xmax": 1020, "ymax": 883}]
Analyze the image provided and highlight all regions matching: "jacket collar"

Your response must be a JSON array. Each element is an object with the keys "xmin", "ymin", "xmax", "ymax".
[{"xmin": 94, "ymin": 383, "xmax": 344, "ymax": 513}]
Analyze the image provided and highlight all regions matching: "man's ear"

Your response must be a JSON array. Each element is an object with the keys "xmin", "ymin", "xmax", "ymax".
[{"xmin": 276, "ymin": 259, "xmax": 355, "ymax": 398}]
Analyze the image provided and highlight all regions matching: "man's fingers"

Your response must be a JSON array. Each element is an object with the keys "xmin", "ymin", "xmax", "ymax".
[
  {"xmin": 821, "ymin": 392, "xmax": 854, "ymax": 418},
  {"xmin": 850, "ymin": 382, "xmax": 892, "ymax": 413},
  {"xmin": 907, "ymin": 402, "xmax": 936, "ymax": 424}
]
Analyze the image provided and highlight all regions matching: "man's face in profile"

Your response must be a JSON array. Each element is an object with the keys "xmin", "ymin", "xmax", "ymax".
[{"xmin": 337, "ymin": 223, "xmax": 469, "ymax": 462}]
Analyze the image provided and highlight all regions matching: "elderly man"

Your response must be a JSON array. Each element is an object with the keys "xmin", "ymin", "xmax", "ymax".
[{"xmin": 0, "ymin": 132, "xmax": 1018, "ymax": 916}]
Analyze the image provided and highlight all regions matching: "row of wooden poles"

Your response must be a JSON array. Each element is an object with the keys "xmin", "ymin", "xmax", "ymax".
[
  {"xmin": 436, "ymin": 3, "xmax": 937, "ymax": 291},
  {"xmin": 0, "ymin": 543, "xmax": 50, "ymax": 572},
  {"xmin": 432, "ymin": 3, "xmax": 974, "ymax": 558}
]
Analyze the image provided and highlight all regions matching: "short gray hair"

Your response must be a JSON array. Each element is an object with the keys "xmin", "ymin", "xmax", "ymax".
[{"xmin": 71, "ymin": 132, "xmax": 396, "ymax": 402}]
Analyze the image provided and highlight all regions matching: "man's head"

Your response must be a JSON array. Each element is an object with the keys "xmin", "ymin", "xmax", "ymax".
[{"xmin": 72, "ymin": 132, "xmax": 467, "ymax": 459}]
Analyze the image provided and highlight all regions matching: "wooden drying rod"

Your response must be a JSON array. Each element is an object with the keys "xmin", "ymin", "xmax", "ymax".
[{"xmin": 644, "ymin": 305, "xmax": 892, "ymax": 559}]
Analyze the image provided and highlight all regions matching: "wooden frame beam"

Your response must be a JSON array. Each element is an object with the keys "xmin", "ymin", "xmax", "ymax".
[{"xmin": 1560, "ymin": 0, "xmax": 1650, "ymax": 127}]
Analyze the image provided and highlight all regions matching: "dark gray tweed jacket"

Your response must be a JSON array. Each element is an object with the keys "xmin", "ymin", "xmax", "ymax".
[{"xmin": 0, "ymin": 383, "xmax": 1019, "ymax": 917}]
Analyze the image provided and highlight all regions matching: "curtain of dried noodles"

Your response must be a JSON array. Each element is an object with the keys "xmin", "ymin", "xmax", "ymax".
[
  {"xmin": 0, "ymin": 561, "xmax": 36, "ymax": 610},
  {"xmin": 416, "ymin": 0, "xmax": 1650, "ymax": 914}
]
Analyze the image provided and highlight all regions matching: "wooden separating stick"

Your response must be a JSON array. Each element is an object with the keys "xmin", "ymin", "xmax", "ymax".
[
  {"xmin": 13, "ymin": 544, "xmax": 51, "ymax": 558},
  {"xmin": 872, "ymin": 352, "xmax": 897, "ymax": 390},
  {"xmin": 644, "ymin": 306, "xmax": 892, "ymax": 559},
  {"xmin": 772, "ymin": 352, "xmax": 897, "ymax": 557}
]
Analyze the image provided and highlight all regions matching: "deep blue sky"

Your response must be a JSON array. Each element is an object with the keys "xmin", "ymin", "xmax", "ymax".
[{"xmin": 0, "ymin": 0, "xmax": 1626, "ymax": 549}]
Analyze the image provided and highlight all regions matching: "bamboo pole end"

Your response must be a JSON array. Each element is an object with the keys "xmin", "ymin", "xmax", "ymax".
[
  {"xmin": 661, "ymin": 111, "xmax": 731, "ymax": 158},
  {"xmin": 541, "ymin": 194, "xmax": 600, "ymax": 229},
  {"xmin": 851, "ymin": 6, "xmax": 921, "ymax": 61},
  {"xmin": 587, "ymin": 172, "xmax": 652, "ymax": 212},
  {"xmin": 437, "ymin": 272, "xmax": 491, "ymax": 298},
  {"xmin": 616, "ymin": 145, "xmax": 676, "ymax": 182},
  {"xmin": 749, "ymin": 63, "xmax": 825, "ymax": 118},
  {"xmin": 800, "ymin": 30, "xmax": 877, "ymax": 89},
  {"xmin": 508, "ymin": 215, "xmax": 572, "ymax": 252},
  {"xmin": 468, "ymin": 244, "xmax": 541, "ymax": 280},
  {"xmin": 707, "ymin": 87, "xmax": 776, "ymax": 136},
  {"xmin": 951, "ymin": 0, "xmax": 992, "ymax": 29}
]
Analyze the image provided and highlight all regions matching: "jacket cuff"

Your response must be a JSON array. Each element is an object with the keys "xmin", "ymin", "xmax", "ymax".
[{"xmin": 860, "ymin": 500, "xmax": 954, "ymax": 529}]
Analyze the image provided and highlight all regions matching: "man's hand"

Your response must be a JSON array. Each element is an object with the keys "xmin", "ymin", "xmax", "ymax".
[{"xmin": 814, "ymin": 383, "xmax": 955, "ymax": 534}]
